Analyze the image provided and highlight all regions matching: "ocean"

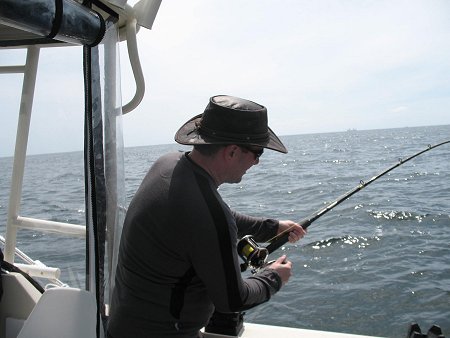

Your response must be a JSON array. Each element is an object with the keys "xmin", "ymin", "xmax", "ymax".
[{"xmin": 1, "ymin": 125, "xmax": 449, "ymax": 337}]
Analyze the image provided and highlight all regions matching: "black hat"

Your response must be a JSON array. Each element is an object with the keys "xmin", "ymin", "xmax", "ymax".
[{"xmin": 174, "ymin": 95, "xmax": 287, "ymax": 153}]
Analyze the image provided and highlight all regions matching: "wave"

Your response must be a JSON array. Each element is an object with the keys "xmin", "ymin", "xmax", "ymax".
[
  {"xmin": 301, "ymin": 234, "xmax": 381, "ymax": 251},
  {"xmin": 368, "ymin": 210, "xmax": 448, "ymax": 222},
  {"xmin": 50, "ymin": 172, "xmax": 83, "ymax": 182}
]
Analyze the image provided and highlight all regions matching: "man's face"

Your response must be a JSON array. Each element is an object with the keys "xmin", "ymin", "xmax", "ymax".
[{"xmin": 225, "ymin": 145, "xmax": 263, "ymax": 184}]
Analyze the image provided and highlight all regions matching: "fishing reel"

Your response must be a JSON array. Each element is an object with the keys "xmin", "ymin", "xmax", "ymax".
[{"xmin": 237, "ymin": 235, "xmax": 269, "ymax": 272}]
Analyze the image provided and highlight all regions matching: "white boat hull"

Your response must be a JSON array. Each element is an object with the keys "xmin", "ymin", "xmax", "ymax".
[{"xmin": 203, "ymin": 322, "xmax": 380, "ymax": 338}]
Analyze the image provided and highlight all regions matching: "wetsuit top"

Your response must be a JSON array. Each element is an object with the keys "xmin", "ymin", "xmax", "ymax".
[{"xmin": 108, "ymin": 152, "xmax": 282, "ymax": 338}]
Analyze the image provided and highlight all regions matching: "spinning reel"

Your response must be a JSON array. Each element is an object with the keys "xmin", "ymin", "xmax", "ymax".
[{"xmin": 237, "ymin": 235, "xmax": 269, "ymax": 272}]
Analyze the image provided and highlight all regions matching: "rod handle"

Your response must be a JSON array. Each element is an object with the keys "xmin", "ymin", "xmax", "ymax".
[
  {"xmin": 266, "ymin": 220, "xmax": 311, "ymax": 254},
  {"xmin": 266, "ymin": 232, "xmax": 289, "ymax": 254}
]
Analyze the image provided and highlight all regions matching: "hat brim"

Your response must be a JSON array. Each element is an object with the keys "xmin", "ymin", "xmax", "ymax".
[{"xmin": 175, "ymin": 114, "xmax": 288, "ymax": 154}]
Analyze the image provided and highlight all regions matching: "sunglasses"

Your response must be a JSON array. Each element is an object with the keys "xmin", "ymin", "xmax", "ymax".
[{"xmin": 239, "ymin": 145, "xmax": 264, "ymax": 159}]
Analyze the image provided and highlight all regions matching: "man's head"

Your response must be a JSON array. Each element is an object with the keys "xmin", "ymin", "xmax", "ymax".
[{"xmin": 175, "ymin": 95, "xmax": 287, "ymax": 154}]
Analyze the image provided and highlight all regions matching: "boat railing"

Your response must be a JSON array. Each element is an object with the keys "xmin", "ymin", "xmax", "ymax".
[
  {"xmin": 0, "ymin": 234, "xmax": 65, "ymax": 286},
  {"xmin": 1, "ymin": 47, "xmax": 80, "ymax": 287},
  {"xmin": 1, "ymin": 0, "xmax": 161, "ymax": 290}
]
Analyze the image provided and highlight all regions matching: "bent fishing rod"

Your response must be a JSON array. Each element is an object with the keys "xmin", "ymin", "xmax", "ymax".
[{"xmin": 238, "ymin": 140, "xmax": 450, "ymax": 272}]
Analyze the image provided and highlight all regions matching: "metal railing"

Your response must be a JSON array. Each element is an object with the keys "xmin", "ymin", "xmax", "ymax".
[{"xmin": 1, "ymin": 46, "xmax": 84, "ymax": 285}]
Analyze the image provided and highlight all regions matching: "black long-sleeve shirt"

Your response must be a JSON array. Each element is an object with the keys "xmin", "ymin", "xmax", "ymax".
[{"xmin": 108, "ymin": 152, "xmax": 282, "ymax": 337}]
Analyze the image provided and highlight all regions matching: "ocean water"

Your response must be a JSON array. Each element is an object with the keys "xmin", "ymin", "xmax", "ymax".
[{"xmin": 1, "ymin": 125, "xmax": 449, "ymax": 337}]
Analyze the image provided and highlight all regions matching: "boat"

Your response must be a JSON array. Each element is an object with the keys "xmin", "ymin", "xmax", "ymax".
[{"xmin": 0, "ymin": 1, "xmax": 444, "ymax": 338}]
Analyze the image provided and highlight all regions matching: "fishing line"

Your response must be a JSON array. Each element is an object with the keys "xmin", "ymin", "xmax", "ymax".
[{"xmin": 238, "ymin": 140, "xmax": 450, "ymax": 271}]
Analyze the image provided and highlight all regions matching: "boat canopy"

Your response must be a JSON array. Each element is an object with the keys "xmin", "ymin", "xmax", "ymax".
[{"xmin": 0, "ymin": 0, "xmax": 106, "ymax": 47}]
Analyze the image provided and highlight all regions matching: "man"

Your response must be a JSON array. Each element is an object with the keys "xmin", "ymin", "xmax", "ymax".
[{"xmin": 108, "ymin": 95, "xmax": 306, "ymax": 338}]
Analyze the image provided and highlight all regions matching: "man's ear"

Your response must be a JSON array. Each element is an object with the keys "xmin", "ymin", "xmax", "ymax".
[{"xmin": 221, "ymin": 144, "xmax": 237, "ymax": 160}]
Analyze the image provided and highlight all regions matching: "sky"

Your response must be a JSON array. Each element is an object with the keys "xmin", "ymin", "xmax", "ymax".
[{"xmin": 1, "ymin": 0, "xmax": 450, "ymax": 157}]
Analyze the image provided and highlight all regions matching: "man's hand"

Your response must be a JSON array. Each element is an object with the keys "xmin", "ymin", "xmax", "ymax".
[
  {"xmin": 278, "ymin": 220, "xmax": 307, "ymax": 243},
  {"xmin": 268, "ymin": 255, "xmax": 292, "ymax": 285}
]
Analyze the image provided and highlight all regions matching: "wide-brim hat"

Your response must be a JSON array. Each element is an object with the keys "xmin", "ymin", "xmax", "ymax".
[{"xmin": 174, "ymin": 95, "xmax": 287, "ymax": 153}]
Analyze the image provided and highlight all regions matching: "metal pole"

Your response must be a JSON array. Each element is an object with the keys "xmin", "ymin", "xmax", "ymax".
[{"xmin": 4, "ymin": 46, "xmax": 40, "ymax": 263}]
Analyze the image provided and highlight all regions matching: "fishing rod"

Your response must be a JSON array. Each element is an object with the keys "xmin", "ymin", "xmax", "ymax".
[{"xmin": 238, "ymin": 140, "xmax": 450, "ymax": 271}]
